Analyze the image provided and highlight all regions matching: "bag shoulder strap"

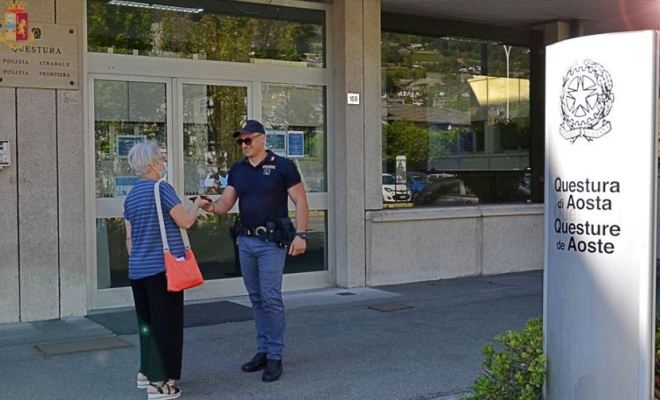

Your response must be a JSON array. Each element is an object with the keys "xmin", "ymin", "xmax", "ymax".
[{"xmin": 154, "ymin": 180, "xmax": 191, "ymax": 251}]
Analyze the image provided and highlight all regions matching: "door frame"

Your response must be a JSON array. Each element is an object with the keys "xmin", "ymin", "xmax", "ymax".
[{"xmin": 87, "ymin": 59, "xmax": 334, "ymax": 310}]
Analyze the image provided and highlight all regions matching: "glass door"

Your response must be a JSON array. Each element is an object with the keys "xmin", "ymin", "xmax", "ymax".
[
  {"xmin": 179, "ymin": 81, "xmax": 249, "ymax": 280},
  {"xmin": 90, "ymin": 73, "xmax": 332, "ymax": 309},
  {"xmin": 176, "ymin": 80, "xmax": 328, "ymax": 281},
  {"xmin": 92, "ymin": 76, "xmax": 171, "ymax": 291}
]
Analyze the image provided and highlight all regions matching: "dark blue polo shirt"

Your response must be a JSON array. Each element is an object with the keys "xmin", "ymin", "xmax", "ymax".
[{"xmin": 227, "ymin": 151, "xmax": 301, "ymax": 228}]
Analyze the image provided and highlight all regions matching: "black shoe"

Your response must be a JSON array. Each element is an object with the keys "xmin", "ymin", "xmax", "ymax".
[
  {"xmin": 241, "ymin": 352, "xmax": 267, "ymax": 373},
  {"xmin": 262, "ymin": 359, "xmax": 283, "ymax": 382}
]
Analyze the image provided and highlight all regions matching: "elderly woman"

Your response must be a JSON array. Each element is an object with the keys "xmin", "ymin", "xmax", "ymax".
[{"xmin": 124, "ymin": 141, "xmax": 208, "ymax": 400}]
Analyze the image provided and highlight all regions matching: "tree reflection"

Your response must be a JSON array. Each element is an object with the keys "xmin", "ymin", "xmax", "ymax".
[{"xmin": 87, "ymin": 0, "xmax": 322, "ymax": 65}]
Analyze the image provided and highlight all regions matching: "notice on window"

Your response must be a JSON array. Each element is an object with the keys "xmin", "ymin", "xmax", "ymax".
[
  {"xmin": 0, "ymin": 13, "xmax": 79, "ymax": 90},
  {"xmin": 117, "ymin": 135, "xmax": 145, "ymax": 158},
  {"xmin": 266, "ymin": 130, "xmax": 286, "ymax": 156},
  {"xmin": 287, "ymin": 131, "xmax": 305, "ymax": 158},
  {"xmin": 115, "ymin": 176, "xmax": 138, "ymax": 197}
]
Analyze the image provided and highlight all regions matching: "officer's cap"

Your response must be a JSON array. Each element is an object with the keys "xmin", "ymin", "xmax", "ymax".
[{"xmin": 233, "ymin": 119, "xmax": 266, "ymax": 137}]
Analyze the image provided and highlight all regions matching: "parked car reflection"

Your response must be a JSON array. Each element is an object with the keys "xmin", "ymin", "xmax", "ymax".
[
  {"xmin": 382, "ymin": 173, "xmax": 412, "ymax": 202},
  {"xmin": 412, "ymin": 177, "xmax": 479, "ymax": 207},
  {"xmin": 406, "ymin": 171, "xmax": 428, "ymax": 199}
]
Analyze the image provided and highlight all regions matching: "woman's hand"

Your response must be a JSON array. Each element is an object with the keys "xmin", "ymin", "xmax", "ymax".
[
  {"xmin": 193, "ymin": 196, "xmax": 210, "ymax": 210},
  {"xmin": 171, "ymin": 196, "xmax": 210, "ymax": 229},
  {"xmin": 199, "ymin": 199, "xmax": 215, "ymax": 213}
]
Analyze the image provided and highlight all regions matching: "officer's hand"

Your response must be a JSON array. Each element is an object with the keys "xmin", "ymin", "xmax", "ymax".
[
  {"xmin": 288, "ymin": 236, "xmax": 307, "ymax": 256},
  {"xmin": 194, "ymin": 197, "xmax": 209, "ymax": 209},
  {"xmin": 199, "ymin": 199, "xmax": 214, "ymax": 212}
]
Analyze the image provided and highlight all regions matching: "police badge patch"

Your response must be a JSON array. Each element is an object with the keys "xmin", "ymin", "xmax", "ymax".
[
  {"xmin": 560, "ymin": 60, "xmax": 614, "ymax": 143},
  {"xmin": 262, "ymin": 165, "xmax": 275, "ymax": 176}
]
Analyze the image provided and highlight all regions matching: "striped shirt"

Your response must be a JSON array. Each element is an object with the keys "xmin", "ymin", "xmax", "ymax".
[{"xmin": 123, "ymin": 179, "xmax": 185, "ymax": 280}]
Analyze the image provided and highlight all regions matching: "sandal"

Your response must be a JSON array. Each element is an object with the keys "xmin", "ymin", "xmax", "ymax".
[
  {"xmin": 147, "ymin": 381, "xmax": 181, "ymax": 400},
  {"xmin": 137, "ymin": 372, "xmax": 149, "ymax": 389},
  {"xmin": 138, "ymin": 373, "xmax": 175, "ymax": 390}
]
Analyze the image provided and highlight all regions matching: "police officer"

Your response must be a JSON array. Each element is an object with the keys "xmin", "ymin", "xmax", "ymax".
[{"xmin": 202, "ymin": 119, "xmax": 308, "ymax": 382}]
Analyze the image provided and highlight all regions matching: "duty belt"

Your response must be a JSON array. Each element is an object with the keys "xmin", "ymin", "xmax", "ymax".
[
  {"xmin": 239, "ymin": 226, "xmax": 268, "ymax": 237},
  {"xmin": 234, "ymin": 218, "xmax": 295, "ymax": 248}
]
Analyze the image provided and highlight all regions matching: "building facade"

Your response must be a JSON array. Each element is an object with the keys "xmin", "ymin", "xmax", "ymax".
[{"xmin": 0, "ymin": 0, "xmax": 654, "ymax": 323}]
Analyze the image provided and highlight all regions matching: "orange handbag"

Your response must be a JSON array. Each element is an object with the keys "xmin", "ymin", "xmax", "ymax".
[{"xmin": 154, "ymin": 180, "xmax": 204, "ymax": 292}]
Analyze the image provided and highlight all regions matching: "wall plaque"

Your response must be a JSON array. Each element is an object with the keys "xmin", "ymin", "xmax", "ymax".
[{"xmin": 0, "ymin": 2, "xmax": 79, "ymax": 90}]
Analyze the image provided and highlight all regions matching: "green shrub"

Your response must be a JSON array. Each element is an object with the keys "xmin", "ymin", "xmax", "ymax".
[
  {"xmin": 463, "ymin": 315, "xmax": 660, "ymax": 399},
  {"xmin": 463, "ymin": 318, "xmax": 546, "ymax": 400}
]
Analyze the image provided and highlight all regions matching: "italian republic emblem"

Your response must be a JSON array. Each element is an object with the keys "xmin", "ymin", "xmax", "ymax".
[{"xmin": 560, "ymin": 60, "xmax": 614, "ymax": 143}]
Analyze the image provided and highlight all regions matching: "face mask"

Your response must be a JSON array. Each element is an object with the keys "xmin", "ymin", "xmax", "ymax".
[{"xmin": 160, "ymin": 162, "xmax": 168, "ymax": 179}]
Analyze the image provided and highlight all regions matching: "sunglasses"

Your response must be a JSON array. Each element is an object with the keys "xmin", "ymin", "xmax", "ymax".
[{"xmin": 236, "ymin": 132, "xmax": 263, "ymax": 146}]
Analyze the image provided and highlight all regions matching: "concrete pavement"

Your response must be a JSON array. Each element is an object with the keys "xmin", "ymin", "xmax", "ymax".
[{"xmin": 0, "ymin": 271, "xmax": 543, "ymax": 400}]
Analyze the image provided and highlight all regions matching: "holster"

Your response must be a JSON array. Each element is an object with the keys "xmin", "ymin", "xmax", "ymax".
[
  {"xmin": 230, "ymin": 217, "xmax": 241, "ymax": 240},
  {"xmin": 265, "ymin": 221, "xmax": 281, "ymax": 245},
  {"xmin": 277, "ymin": 217, "xmax": 296, "ymax": 247}
]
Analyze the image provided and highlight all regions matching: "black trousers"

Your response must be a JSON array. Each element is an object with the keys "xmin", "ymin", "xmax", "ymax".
[{"xmin": 130, "ymin": 272, "xmax": 184, "ymax": 382}]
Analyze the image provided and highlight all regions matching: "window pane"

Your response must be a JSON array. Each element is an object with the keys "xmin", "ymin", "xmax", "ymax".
[
  {"xmin": 286, "ymin": 210, "xmax": 327, "ymax": 273},
  {"xmin": 97, "ymin": 210, "xmax": 326, "ymax": 289},
  {"xmin": 182, "ymin": 84, "xmax": 247, "ymax": 196},
  {"xmin": 188, "ymin": 214, "xmax": 241, "ymax": 279},
  {"xmin": 188, "ymin": 211, "xmax": 327, "ymax": 277},
  {"xmin": 261, "ymin": 83, "xmax": 326, "ymax": 193},
  {"xmin": 87, "ymin": 0, "xmax": 325, "ymax": 68},
  {"xmin": 96, "ymin": 217, "xmax": 129, "ymax": 288},
  {"xmin": 94, "ymin": 80, "xmax": 167, "ymax": 198},
  {"xmin": 382, "ymin": 33, "xmax": 531, "ymax": 207}
]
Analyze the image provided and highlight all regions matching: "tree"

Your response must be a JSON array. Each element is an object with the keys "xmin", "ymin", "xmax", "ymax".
[{"xmin": 383, "ymin": 120, "xmax": 429, "ymax": 172}]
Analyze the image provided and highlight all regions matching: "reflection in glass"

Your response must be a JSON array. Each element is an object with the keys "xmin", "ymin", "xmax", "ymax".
[
  {"xmin": 182, "ymin": 84, "xmax": 247, "ymax": 196},
  {"xmin": 97, "ymin": 210, "xmax": 327, "ymax": 288},
  {"xmin": 87, "ymin": 0, "xmax": 325, "ymax": 68},
  {"xmin": 187, "ymin": 214, "xmax": 241, "ymax": 279},
  {"xmin": 187, "ymin": 211, "xmax": 327, "ymax": 278},
  {"xmin": 286, "ymin": 210, "xmax": 327, "ymax": 273},
  {"xmin": 96, "ymin": 217, "xmax": 129, "ymax": 288},
  {"xmin": 381, "ymin": 33, "xmax": 531, "ymax": 207},
  {"xmin": 261, "ymin": 84, "xmax": 326, "ymax": 192},
  {"xmin": 94, "ymin": 80, "xmax": 167, "ymax": 198}
]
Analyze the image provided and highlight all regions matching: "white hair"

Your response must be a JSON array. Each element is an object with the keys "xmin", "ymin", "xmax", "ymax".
[{"xmin": 128, "ymin": 140, "xmax": 160, "ymax": 177}]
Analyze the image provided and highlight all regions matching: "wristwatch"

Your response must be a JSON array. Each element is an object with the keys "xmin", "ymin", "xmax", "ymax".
[{"xmin": 295, "ymin": 232, "xmax": 307, "ymax": 240}]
